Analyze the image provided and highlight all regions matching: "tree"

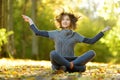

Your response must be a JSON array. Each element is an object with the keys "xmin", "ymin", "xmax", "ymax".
[
  {"xmin": 1, "ymin": 0, "xmax": 8, "ymax": 57},
  {"xmin": 7, "ymin": 0, "xmax": 14, "ymax": 57},
  {"xmin": 31, "ymin": 0, "xmax": 39, "ymax": 59},
  {"xmin": 0, "ymin": 0, "xmax": 2, "ymax": 27},
  {"xmin": 97, "ymin": 0, "xmax": 120, "ymax": 63},
  {"xmin": 0, "ymin": 0, "xmax": 14, "ymax": 58}
]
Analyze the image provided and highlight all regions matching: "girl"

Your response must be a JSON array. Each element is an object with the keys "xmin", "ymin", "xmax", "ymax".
[{"xmin": 22, "ymin": 12, "xmax": 110, "ymax": 73}]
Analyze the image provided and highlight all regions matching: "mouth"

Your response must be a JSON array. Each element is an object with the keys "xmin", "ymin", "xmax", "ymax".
[
  {"xmin": 62, "ymin": 25, "xmax": 68, "ymax": 28},
  {"xmin": 62, "ymin": 23, "xmax": 68, "ymax": 26}
]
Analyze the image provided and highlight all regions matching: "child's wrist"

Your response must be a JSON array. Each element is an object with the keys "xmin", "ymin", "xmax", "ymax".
[
  {"xmin": 101, "ymin": 30, "xmax": 105, "ymax": 33},
  {"xmin": 29, "ymin": 20, "xmax": 34, "ymax": 25}
]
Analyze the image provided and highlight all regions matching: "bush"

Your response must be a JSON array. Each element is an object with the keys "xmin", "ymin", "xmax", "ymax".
[{"xmin": 0, "ymin": 28, "xmax": 13, "ymax": 51}]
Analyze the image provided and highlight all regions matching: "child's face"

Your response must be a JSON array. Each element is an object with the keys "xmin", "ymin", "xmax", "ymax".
[{"xmin": 61, "ymin": 15, "xmax": 71, "ymax": 29}]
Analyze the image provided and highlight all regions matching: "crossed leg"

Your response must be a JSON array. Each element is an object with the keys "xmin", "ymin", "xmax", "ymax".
[
  {"xmin": 50, "ymin": 50, "xmax": 96, "ymax": 72},
  {"xmin": 70, "ymin": 50, "xmax": 96, "ymax": 72},
  {"xmin": 50, "ymin": 50, "xmax": 71, "ymax": 70}
]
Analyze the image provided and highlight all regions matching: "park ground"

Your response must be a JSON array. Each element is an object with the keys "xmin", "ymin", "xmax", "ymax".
[{"xmin": 0, "ymin": 58, "xmax": 120, "ymax": 80}]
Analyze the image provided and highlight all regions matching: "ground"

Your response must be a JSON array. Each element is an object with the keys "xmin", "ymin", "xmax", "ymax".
[{"xmin": 0, "ymin": 58, "xmax": 120, "ymax": 80}]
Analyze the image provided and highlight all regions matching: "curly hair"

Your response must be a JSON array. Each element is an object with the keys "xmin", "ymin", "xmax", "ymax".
[{"xmin": 55, "ymin": 12, "xmax": 79, "ymax": 30}]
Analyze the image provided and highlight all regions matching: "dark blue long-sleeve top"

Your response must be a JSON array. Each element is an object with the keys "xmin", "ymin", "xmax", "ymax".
[{"xmin": 30, "ymin": 24, "xmax": 104, "ymax": 57}]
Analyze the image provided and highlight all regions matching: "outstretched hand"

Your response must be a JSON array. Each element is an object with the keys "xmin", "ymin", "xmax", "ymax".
[
  {"xmin": 22, "ymin": 15, "xmax": 30, "ymax": 22},
  {"xmin": 102, "ymin": 26, "xmax": 111, "ymax": 33},
  {"xmin": 22, "ymin": 15, "xmax": 33, "ymax": 24}
]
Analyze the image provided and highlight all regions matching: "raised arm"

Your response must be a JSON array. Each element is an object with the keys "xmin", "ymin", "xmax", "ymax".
[
  {"xmin": 22, "ymin": 15, "xmax": 49, "ymax": 37},
  {"xmin": 82, "ymin": 26, "xmax": 111, "ymax": 44}
]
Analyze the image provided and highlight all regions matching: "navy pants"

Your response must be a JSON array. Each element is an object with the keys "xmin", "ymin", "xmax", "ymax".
[{"xmin": 50, "ymin": 50, "xmax": 96, "ymax": 72}]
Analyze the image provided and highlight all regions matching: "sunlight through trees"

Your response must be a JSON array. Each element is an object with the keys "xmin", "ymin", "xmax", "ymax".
[{"xmin": 0, "ymin": 0, "xmax": 120, "ymax": 63}]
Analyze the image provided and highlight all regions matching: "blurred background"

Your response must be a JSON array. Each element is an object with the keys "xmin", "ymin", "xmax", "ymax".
[{"xmin": 0, "ymin": 0, "xmax": 120, "ymax": 63}]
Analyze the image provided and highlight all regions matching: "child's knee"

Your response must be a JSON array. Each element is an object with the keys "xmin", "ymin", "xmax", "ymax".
[
  {"xmin": 88, "ymin": 50, "xmax": 96, "ymax": 57},
  {"xmin": 50, "ymin": 50, "xmax": 57, "ymax": 58}
]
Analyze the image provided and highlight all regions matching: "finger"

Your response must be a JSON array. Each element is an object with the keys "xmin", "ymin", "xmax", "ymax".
[
  {"xmin": 25, "ymin": 20, "xmax": 28, "ymax": 22},
  {"xmin": 107, "ymin": 26, "xmax": 110, "ymax": 28},
  {"xmin": 22, "ymin": 15, "xmax": 26, "ymax": 18},
  {"xmin": 22, "ymin": 14, "xmax": 25, "ymax": 17},
  {"xmin": 107, "ymin": 26, "xmax": 111, "ymax": 29},
  {"xmin": 23, "ymin": 16, "xmax": 29, "ymax": 20},
  {"xmin": 25, "ymin": 19, "xmax": 29, "ymax": 22},
  {"xmin": 22, "ymin": 15, "xmax": 28, "ymax": 19}
]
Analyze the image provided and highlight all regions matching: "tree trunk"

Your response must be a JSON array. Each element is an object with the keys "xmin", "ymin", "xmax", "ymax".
[
  {"xmin": 21, "ymin": 0, "xmax": 27, "ymax": 58},
  {"xmin": 2, "ymin": 0, "xmax": 8, "ymax": 28},
  {"xmin": 1, "ymin": 0, "xmax": 8, "ymax": 57},
  {"xmin": 0, "ymin": 0, "xmax": 2, "ymax": 27},
  {"xmin": 0, "ymin": 0, "xmax": 2, "ymax": 56},
  {"xmin": 7, "ymin": 0, "xmax": 14, "ymax": 58},
  {"xmin": 31, "ymin": 0, "xmax": 39, "ymax": 59}
]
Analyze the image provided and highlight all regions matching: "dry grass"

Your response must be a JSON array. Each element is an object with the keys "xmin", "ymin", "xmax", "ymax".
[{"xmin": 0, "ymin": 58, "xmax": 120, "ymax": 80}]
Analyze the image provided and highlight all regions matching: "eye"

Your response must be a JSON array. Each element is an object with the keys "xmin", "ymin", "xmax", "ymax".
[{"xmin": 67, "ymin": 18, "xmax": 70, "ymax": 21}]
